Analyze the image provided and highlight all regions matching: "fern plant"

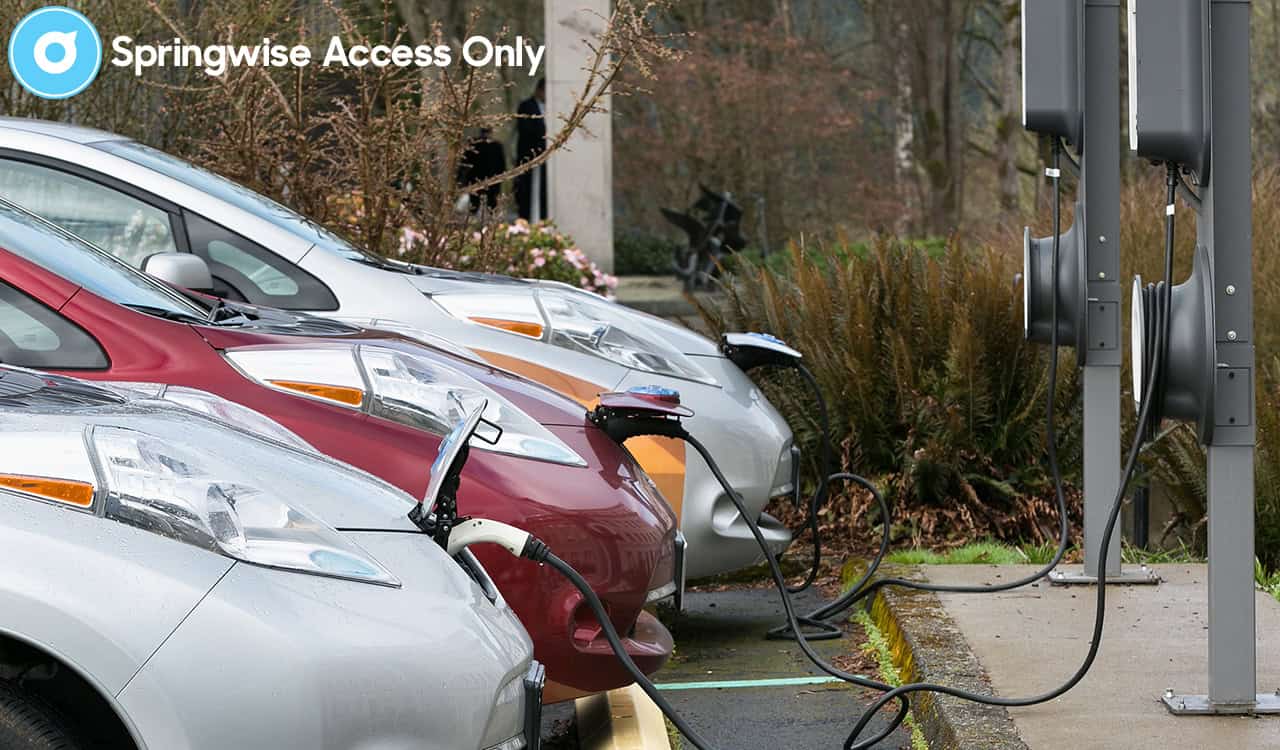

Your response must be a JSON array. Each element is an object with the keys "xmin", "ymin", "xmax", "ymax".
[{"xmin": 702, "ymin": 236, "xmax": 1082, "ymax": 547}]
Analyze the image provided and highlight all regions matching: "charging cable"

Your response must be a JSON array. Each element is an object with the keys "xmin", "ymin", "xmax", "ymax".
[
  {"xmin": 782, "ymin": 363, "xmax": 832, "ymax": 595},
  {"xmin": 443, "ymin": 143, "xmax": 1170, "ymax": 749},
  {"xmin": 839, "ymin": 162, "xmax": 1182, "ymax": 748},
  {"xmin": 722, "ymin": 334, "xmax": 834, "ymax": 597},
  {"xmin": 448, "ymin": 450, "xmax": 906, "ymax": 750},
  {"xmin": 783, "ymin": 136, "xmax": 1075, "ymax": 635}
]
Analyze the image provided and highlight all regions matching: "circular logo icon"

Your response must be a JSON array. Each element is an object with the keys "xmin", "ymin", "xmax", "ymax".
[{"xmin": 8, "ymin": 7, "xmax": 102, "ymax": 100}]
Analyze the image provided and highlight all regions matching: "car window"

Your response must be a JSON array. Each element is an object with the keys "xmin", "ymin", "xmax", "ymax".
[
  {"xmin": 0, "ymin": 159, "xmax": 179, "ymax": 267},
  {"xmin": 0, "ymin": 282, "xmax": 107, "ymax": 369},
  {"xmin": 183, "ymin": 212, "xmax": 337, "ymax": 310},
  {"xmin": 95, "ymin": 140, "xmax": 382, "ymax": 264},
  {"xmin": 0, "ymin": 200, "xmax": 208, "ymax": 319},
  {"xmin": 208, "ymin": 239, "xmax": 298, "ymax": 295}
]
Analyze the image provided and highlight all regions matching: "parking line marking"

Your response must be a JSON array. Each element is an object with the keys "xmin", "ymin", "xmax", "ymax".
[{"xmin": 654, "ymin": 676, "xmax": 847, "ymax": 691}]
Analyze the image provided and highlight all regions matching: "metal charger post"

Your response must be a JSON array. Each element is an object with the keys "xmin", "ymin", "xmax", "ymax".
[
  {"xmin": 1129, "ymin": 0, "xmax": 1271, "ymax": 714},
  {"xmin": 1192, "ymin": 0, "xmax": 1269, "ymax": 714},
  {"xmin": 1055, "ymin": 0, "xmax": 1158, "ymax": 586},
  {"xmin": 1022, "ymin": 0, "xmax": 1156, "ymax": 585}
]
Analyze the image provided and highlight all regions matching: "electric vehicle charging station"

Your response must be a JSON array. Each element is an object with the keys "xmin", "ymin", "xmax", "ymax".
[
  {"xmin": 1022, "ymin": 0, "xmax": 1157, "ymax": 585},
  {"xmin": 1128, "ymin": 0, "xmax": 1275, "ymax": 714}
]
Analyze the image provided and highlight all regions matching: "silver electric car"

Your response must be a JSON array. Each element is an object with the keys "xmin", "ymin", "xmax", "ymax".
[
  {"xmin": 0, "ymin": 366, "xmax": 541, "ymax": 750},
  {"xmin": 0, "ymin": 118, "xmax": 795, "ymax": 579}
]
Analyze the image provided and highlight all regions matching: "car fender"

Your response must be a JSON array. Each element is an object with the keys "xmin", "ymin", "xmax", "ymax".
[{"xmin": 0, "ymin": 492, "xmax": 233, "ymax": 695}]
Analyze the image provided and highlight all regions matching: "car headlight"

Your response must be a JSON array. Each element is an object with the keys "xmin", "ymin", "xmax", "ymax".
[
  {"xmin": 224, "ymin": 344, "xmax": 587, "ymax": 467},
  {"xmin": 0, "ymin": 425, "xmax": 399, "ymax": 587},
  {"xmin": 103, "ymin": 382, "xmax": 317, "ymax": 453},
  {"xmin": 431, "ymin": 287, "xmax": 716, "ymax": 384}
]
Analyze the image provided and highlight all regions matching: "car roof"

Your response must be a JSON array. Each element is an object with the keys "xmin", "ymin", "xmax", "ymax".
[{"xmin": 0, "ymin": 117, "xmax": 129, "ymax": 145}]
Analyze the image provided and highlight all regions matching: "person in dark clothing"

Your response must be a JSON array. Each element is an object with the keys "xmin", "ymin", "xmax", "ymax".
[
  {"xmin": 514, "ymin": 78, "xmax": 548, "ymax": 221},
  {"xmin": 457, "ymin": 128, "xmax": 507, "ymax": 213}
]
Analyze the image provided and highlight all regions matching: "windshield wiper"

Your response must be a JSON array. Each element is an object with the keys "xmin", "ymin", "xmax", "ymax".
[
  {"xmin": 353, "ymin": 254, "xmax": 421, "ymax": 274},
  {"xmin": 204, "ymin": 298, "xmax": 253, "ymax": 326},
  {"xmin": 121, "ymin": 303, "xmax": 209, "ymax": 324}
]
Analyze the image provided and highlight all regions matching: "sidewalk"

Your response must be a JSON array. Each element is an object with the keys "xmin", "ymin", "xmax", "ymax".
[{"xmin": 893, "ymin": 564, "xmax": 1280, "ymax": 749}]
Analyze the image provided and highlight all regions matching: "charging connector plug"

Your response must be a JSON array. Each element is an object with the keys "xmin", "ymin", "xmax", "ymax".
[{"xmin": 446, "ymin": 518, "xmax": 550, "ymax": 561}]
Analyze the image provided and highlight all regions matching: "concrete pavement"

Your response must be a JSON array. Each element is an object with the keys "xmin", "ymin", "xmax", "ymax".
[{"xmin": 918, "ymin": 564, "xmax": 1280, "ymax": 749}]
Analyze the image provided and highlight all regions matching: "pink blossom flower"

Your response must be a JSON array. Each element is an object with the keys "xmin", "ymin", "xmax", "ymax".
[{"xmin": 534, "ymin": 257, "xmax": 546, "ymax": 267}]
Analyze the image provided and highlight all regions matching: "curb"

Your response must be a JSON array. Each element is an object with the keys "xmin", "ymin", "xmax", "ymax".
[
  {"xmin": 866, "ymin": 565, "xmax": 1029, "ymax": 750},
  {"xmin": 575, "ymin": 684, "xmax": 672, "ymax": 750}
]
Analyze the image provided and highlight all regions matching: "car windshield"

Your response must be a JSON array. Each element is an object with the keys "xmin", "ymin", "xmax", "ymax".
[
  {"xmin": 94, "ymin": 141, "xmax": 383, "ymax": 265},
  {"xmin": 0, "ymin": 199, "xmax": 209, "ymax": 320}
]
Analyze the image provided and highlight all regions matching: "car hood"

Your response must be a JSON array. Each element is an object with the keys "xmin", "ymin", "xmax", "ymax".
[
  {"xmin": 403, "ymin": 272, "xmax": 725, "ymax": 357},
  {"xmin": 195, "ymin": 320, "xmax": 597, "ymax": 427},
  {"xmin": 0, "ymin": 367, "xmax": 420, "ymax": 532}
]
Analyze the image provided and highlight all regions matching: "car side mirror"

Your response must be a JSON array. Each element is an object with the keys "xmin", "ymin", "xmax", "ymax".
[{"xmin": 143, "ymin": 253, "xmax": 213, "ymax": 292}]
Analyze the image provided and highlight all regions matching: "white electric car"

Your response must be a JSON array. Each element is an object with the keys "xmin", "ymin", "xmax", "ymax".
[
  {"xmin": 0, "ymin": 118, "xmax": 795, "ymax": 578},
  {"xmin": 0, "ymin": 366, "xmax": 540, "ymax": 750}
]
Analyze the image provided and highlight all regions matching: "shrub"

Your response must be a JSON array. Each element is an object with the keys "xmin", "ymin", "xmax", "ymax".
[
  {"xmin": 455, "ymin": 220, "xmax": 619, "ymax": 297},
  {"xmin": 700, "ymin": 237, "xmax": 1082, "ymax": 547},
  {"xmin": 710, "ymin": 170, "xmax": 1280, "ymax": 564},
  {"xmin": 0, "ymin": 0, "xmax": 675, "ymax": 275},
  {"xmin": 334, "ymin": 194, "xmax": 617, "ymax": 296}
]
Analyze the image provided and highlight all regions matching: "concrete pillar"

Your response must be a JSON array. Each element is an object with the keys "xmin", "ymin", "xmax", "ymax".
[{"xmin": 544, "ymin": 0, "xmax": 614, "ymax": 272}]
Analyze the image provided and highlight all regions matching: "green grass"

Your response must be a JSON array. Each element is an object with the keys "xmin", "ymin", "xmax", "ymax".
[
  {"xmin": 1120, "ymin": 541, "xmax": 1204, "ymax": 565},
  {"xmin": 885, "ymin": 539, "xmax": 1211, "ymax": 569},
  {"xmin": 886, "ymin": 540, "xmax": 1060, "ymax": 566},
  {"xmin": 1256, "ymin": 558, "xmax": 1280, "ymax": 604},
  {"xmin": 665, "ymin": 717, "xmax": 682, "ymax": 749},
  {"xmin": 853, "ymin": 610, "xmax": 930, "ymax": 750}
]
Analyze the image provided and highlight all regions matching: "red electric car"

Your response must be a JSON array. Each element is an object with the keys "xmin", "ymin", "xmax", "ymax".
[{"xmin": 0, "ymin": 197, "xmax": 677, "ymax": 703}]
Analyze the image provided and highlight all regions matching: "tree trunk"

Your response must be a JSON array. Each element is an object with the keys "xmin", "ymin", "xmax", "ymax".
[
  {"xmin": 997, "ymin": 0, "xmax": 1021, "ymax": 213},
  {"xmin": 893, "ymin": 25, "xmax": 917, "ymax": 233},
  {"xmin": 910, "ymin": 2, "xmax": 964, "ymax": 235}
]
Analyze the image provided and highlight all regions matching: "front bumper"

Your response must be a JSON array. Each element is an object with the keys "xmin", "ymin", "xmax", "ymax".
[
  {"xmin": 616, "ymin": 356, "xmax": 796, "ymax": 580},
  {"xmin": 542, "ymin": 608, "xmax": 675, "ymax": 704},
  {"xmin": 117, "ymin": 532, "xmax": 534, "ymax": 750}
]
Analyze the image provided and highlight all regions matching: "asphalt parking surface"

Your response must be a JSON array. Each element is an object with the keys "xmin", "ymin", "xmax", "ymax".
[
  {"xmin": 652, "ymin": 586, "xmax": 915, "ymax": 749},
  {"xmin": 541, "ymin": 700, "xmax": 577, "ymax": 748}
]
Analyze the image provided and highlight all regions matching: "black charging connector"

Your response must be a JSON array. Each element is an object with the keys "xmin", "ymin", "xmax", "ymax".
[
  {"xmin": 408, "ymin": 442, "xmax": 472, "ymax": 548},
  {"xmin": 721, "ymin": 332, "xmax": 803, "ymax": 372}
]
